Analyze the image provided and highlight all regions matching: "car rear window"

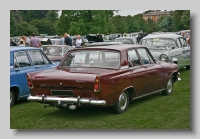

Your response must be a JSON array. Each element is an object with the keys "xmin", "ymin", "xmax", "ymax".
[{"xmin": 60, "ymin": 50, "xmax": 120, "ymax": 69}]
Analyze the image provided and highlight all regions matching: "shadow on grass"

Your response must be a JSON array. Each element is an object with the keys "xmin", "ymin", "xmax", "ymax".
[{"xmin": 42, "ymin": 92, "xmax": 164, "ymax": 119}]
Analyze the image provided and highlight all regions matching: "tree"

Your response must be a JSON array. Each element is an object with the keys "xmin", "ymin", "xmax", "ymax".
[
  {"xmin": 110, "ymin": 15, "xmax": 128, "ymax": 34},
  {"xmin": 172, "ymin": 10, "xmax": 185, "ymax": 31},
  {"xmin": 156, "ymin": 16, "xmax": 174, "ymax": 32},
  {"xmin": 69, "ymin": 19, "xmax": 87, "ymax": 35},
  {"xmin": 16, "ymin": 22, "xmax": 39, "ymax": 36},
  {"xmin": 10, "ymin": 11, "xmax": 18, "ymax": 37},
  {"xmin": 181, "ymin": 10, "xmax": 190, "ymax": 29},
  {"xmin": 45, "ymin": 10, "xmax": 59, "ymax": 23},
  {"xmin": 30, "ymin": 19, "xmax": 57, "ymax": 35},
  {"xmin": 11, "ymin": 10, "xmax": 23, "ymax": 23},
  {"xmin": 18, "ymin": 10, "xmax": 49, "ymax": 22}
]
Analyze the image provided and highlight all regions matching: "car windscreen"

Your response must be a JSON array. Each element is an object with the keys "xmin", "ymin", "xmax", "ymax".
[
  {"xmin": 60, "ymin": 50, "xmax": 120, "ymax": 69},
  {"xmin": 140, "ymin": 38, "xmax": 176, "ymax": 48}
]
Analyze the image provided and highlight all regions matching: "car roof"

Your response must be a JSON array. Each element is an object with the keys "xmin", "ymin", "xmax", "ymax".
[
  {"xmin": 142, "ymin": 34, "xmax": 182, "ymax": 39},
  {"xmin": 42, "ymin": 45, "xmax": 71, "ymax": 47},
  {"xmin": 87, "ymin": 42, "xmax": 122, "ymax": 46},
  {"xmin": 115, "ymin": 37, "xmax": 136, "ymax": 39},
  {"xmin": 74, "ymin": 44, "xmax": 146, "ymax": 51},
  {"xmin": 10, "ymin": 46, "xmax": 39, "ymax": 51}
]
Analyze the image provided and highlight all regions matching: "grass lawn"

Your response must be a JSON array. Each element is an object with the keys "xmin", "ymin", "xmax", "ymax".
[{"xmin": 10, "ymin": 68, "xmax": 190, "ymax": 129}]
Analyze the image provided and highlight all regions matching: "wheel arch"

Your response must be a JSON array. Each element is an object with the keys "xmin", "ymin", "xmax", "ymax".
[
  {"xmin": 122, "ymin": 86, "xmax": 134, "ymax": 102},
  {"xmin": 10, "ymin": 86, "xmax": 20, "ymax": 101}
]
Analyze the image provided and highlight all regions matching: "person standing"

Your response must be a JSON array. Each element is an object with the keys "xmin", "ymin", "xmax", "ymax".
[
  {"xmin": 30, "ymin": 33, "xmax": 41, "ymax": 48},
  {"xmin": 18, "ymin": 40, "xmax": 25, "ymax": 46},
  {"xmin": 75, "ymin": 34, "xmax": 82, "ymax": 47},
  {"xmin": 61, "ymin": 34, "xmax": 66, "ymax": 45},
  {"xmin": 64, "ymin": 33, "xmax": 72, "ymax": 46}
]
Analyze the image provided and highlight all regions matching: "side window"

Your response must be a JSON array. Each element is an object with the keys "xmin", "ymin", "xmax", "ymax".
[
  {"xmin": 14, "ymin": 51, "xmax": 31, "ymax": 68},
  {"xmin": 29, "ymin": 50, "xmax": 50, "ymax": 65},
  {"xmin": 176, "ymin": 39, "xmax": 182, "ymax": 48},
  {"xmin": 128, "ymin": 49, "xmax": 141, "ymax": 67},
  {"xmin": 179, "ymin": 38, "xmax": 187, "ymax": 47},
  {"xmin": 137, "ymin": 48, "xmax": 154, "ymax": 65}
]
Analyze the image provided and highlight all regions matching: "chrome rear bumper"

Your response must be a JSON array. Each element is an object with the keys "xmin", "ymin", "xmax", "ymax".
[{"xmin": 27, "ymin": 95, "xmax": 106, "ymax": 106}]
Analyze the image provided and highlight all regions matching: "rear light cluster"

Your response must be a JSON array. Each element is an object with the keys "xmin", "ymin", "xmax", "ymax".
[
  {"xmin": 26, "ymin": 73, "xmax": 33, "ymax": 88},
  {"xmin": 94, "ymin": 76, "xmax": 100, "ymax": 92}
]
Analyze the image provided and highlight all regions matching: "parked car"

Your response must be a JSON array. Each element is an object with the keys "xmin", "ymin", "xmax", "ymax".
[
  {"xmin": 10, "ymin": 46, "xmax": 58, "ymax": 107},
  {"xmin": 41, "ymin": 45, "xmax": 74, "ymax": 63},
  {"xmin": 114, "ymin": 37, "xmax": 138, "ymax": 45},
  {"xmin": 87, "ymin": 42, "xmax": 123, "ymax": 47},
  {"xmin": 109, "ymin": 33, "xmax": 123, "ymax": 40},
  {"xmin": 140, "ymin": 34, "xmax": 190, "ymax": 69},
  {"xmin": 50, "ymin": 39, "xmax": 62, "ymax": 45},
  {"xmin": 27, "ymin": 44, "xmax": 180, "ymax": 114}
]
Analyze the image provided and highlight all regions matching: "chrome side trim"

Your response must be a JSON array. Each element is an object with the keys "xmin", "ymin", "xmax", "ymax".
[
  {"xmin": 27, "ymin": 95, "xmax": 106, "ymax": 106},
  {"xmin": 132, "ymin": 89, "xmax": 165, "ymax": 100}
]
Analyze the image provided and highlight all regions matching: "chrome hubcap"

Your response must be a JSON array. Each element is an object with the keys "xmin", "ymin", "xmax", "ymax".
[
  {"xmin": 10, "ymin": 91, "xmax": 12, "ymax": 103},
  {"xmin": 167, "ymin": 79, "xmax": 172, "ymax": 93},
  {"xmin": 119, "ymin": 92, "xmax": 127, "ymax": 110}
]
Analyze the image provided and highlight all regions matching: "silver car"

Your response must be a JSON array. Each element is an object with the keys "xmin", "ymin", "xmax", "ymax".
[{"xmin": 140, "ymin": 33, "xmax": 190, "ymax": 69}]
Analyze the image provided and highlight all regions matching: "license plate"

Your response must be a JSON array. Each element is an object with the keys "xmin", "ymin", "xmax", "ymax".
[
  {"xmin": 172, "ymin": 57, "xmax": 177, "ymax": 61},
  {"xmin": 51, "ymin": 90, "xmax": 74, "ymax": 96}
]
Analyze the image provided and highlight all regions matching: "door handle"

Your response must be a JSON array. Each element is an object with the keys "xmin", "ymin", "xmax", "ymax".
[{"xmin": 35, "ymin": 66, "xmax": 40, "ymax": 69}]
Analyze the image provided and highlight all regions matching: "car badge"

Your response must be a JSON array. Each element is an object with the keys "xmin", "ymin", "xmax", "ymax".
[{"xmin": 60, "ymin": 82, "xmax": 62, "ymax": 86}]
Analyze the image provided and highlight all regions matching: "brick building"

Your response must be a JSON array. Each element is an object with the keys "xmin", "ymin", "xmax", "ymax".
[{"xmin": 143, "ymin": 10, "xmax": 171, "ymax": 22}]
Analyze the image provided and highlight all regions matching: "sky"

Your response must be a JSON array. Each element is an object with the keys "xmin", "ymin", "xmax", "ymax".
[{"xmin": 58, "ymin": 10, "xmax": 146, "ymax": 17}]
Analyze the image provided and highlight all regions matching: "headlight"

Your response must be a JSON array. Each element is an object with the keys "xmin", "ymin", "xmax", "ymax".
[{"xmin": 160, "ymin": 54, "xmax": 169, "ymax": 61}]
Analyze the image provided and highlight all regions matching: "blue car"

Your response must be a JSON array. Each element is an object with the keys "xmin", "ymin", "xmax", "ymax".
[{"xmin": 10, "ymin": 46, "xmax": 58, "ymax": 107}]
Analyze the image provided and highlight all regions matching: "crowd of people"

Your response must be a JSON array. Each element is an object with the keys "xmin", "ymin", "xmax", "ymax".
[{"xmin": 11, "ymin": 29, "xmax": 190, "ymax": 48}]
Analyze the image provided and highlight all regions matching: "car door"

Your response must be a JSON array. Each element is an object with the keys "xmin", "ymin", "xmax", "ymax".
[
  {"xmin": 136, "ymin": 48, "xmax": 164, "ymax": 94},
  {"xmin": 178, "ymin": 37, "xmax": 190, "ymax": 66},
  {"xmin": 14, "ymin": 51, "xmax": 35, "ymax": 97},
  {"xmin": 28, "ymin": 50, "xmax": 55, "ymax": 70},
  {"xmin": 127, "ymin": 49, "xmax": 148, "ymax": 97}
]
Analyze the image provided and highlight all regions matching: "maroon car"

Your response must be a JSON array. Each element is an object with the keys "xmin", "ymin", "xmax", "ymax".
[{"xmin": 27, "ymin": 45, "xmax": 180, "ymax": 114}]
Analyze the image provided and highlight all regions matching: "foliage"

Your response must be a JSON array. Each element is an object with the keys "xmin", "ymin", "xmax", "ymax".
[
  {"xmin": 156, "ymin": 16, "xmax": 174, "ymax": 32},
  {"xmin": 18, "ymin": 10, "xmax": 49, "ymax": 23},
  {"xmin": 10, "ymin": 10, "xmax": 190, "ymax": 36},
  {"xmin": 181, "ymin": 10, "xmax": 190, "ymax": 29},
  {"xmin": 45, "ymin": 10, "xmax": 59, "ymax": 23},
  {"xmin": 69, "ymin": 19, "xmax": 87, "ymax": 35},
  {"xmin": 109, "ymin": 15, "xmax": 128, "ymax": 34},
  {"xmin": 30, "ymin": 19, "xmax": 57, "ymax": 35},
  {"xmin": 11, "ymin": 10, "xmax": 23, "ymax": 23},
  {"xmin": 10, "ymin": 11, "xmax": 18, "ymax": 37},
  {"xmin": 16, "ymin": 22, "xmax": 39, "ymax": 36},
  {"xmin": 172, "ymin": 10, "xmax": 185, "ymax": 31}
]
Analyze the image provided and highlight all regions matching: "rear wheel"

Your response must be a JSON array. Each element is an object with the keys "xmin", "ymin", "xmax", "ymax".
[
  {"xmin": 162, "ymin": 77, "xmax": 174, "ymax": 95},
  {"xmin": 10, "ymin": 89, "xmax": 16, "ymax": 107},
  {"xmin": 112, "ymin": 91, "xmax": 129, "ymax": 114}
]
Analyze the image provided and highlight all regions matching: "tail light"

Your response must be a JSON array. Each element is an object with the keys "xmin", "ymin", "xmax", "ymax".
[
  {"xmin": 94, "ymin": 76, "xmax": 100, "ymax": 92},
  {"xmin": 26, "ymin": 73, "xmax": 33, "ymax": 88}
]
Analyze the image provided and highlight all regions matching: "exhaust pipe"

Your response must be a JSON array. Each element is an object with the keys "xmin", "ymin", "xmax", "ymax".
[{"xmin": 69, "ymin": 104, "xmax": 76, "ymax": 110}]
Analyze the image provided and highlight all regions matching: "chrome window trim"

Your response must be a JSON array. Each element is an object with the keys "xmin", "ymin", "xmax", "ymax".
[{"xmin": 59, "ymin": 50, "xmax": 121, "ymax": 70}]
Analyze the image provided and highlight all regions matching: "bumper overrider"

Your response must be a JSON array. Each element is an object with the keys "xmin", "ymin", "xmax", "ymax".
[{"xmin": 27, "ymin": 94, "xmax": 106, "ymax": 106}]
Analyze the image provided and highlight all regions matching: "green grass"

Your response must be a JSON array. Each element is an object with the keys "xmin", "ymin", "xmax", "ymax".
[{"xmin": 10, "ymin": 68, "xmax": 190, "ymax": 129}]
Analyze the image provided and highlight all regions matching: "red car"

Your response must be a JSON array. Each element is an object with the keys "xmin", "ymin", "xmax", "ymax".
[{"xmin": 27, "ymin": 45, "xmax": 180, "ymax": 114}]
